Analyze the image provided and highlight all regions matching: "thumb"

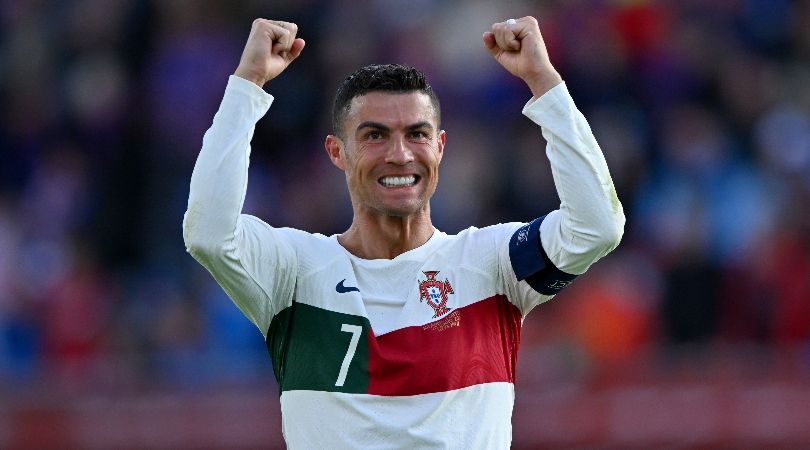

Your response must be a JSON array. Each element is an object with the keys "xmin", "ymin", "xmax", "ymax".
[{"xmin": 289, "ymin": 38, "xmax": 305, "ymax": 60}]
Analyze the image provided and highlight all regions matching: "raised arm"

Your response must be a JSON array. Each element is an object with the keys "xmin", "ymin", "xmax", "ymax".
[
  {"xmin": 485, "ymin": 17, "xmax": 625, "ymax": 277},
  {"xmin": 182, "ymin": 20, "xmax": 304, "ymax": 331},
  {"xmin": 183, "ymin": 19, "xmax": 304, "ymax": 255}
]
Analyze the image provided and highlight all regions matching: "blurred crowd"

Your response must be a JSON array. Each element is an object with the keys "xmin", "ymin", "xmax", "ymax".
[{"xmin": 1, "ymin": 0, "xmax": 809, "ymax": 397}]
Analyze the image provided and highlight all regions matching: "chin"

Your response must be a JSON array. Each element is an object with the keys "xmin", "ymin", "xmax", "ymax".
[
  {"xmin": 375, "ymin": 201, "xmax": 426, "ymax": 218},
  {"xmin": 379, "ymin": 207, "xmax": 418, "ymax": 218}
]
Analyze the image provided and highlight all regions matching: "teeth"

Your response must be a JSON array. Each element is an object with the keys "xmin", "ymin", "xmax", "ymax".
[{"xmin": 379, "ymin": 175, "xmax": 416, "ymax": 187}]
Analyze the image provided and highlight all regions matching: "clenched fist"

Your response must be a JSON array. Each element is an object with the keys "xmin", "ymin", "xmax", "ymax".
[
  {"xmin": 483, "ymin": 16, "xmax": 562, "ymax": 97},
  {"xmin": 234, "ymin": 19, "xmax": 305, "ymax": 87}
]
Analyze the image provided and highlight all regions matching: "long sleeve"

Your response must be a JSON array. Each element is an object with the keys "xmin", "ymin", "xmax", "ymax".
[
  {"xmin": 183, "ymin": 75, "xmax": 273, "ymax": 253},
  {"xmin": 522, "ymin": 82, "xmax": 625, "ymax": 275},
  {"xmin": 182, "ymin": 75, "xmax": 297, "ymax": 333}
]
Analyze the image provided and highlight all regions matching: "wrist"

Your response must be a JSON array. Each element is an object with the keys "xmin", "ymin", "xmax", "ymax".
[
  {"xmin": 233, "ymin": 67, "xmax": 267, "ymax": 88},
  {"xmin": 523, "ymin": 69, "xmax": 563, "ymax": 98}
]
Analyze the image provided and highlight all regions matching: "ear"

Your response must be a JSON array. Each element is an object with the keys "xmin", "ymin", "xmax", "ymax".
[
  {"xmin": 325, "ymin": 134, "xmax": 347, "ymax": 171},
  {"xmin": 436, "ymin": 129, "xmax": 446, "ymax": 163}
]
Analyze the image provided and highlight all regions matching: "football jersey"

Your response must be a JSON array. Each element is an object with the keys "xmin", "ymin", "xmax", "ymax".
[{"xmin": 184, "ymin": 76, "xmax": 624, "ymax": 449}]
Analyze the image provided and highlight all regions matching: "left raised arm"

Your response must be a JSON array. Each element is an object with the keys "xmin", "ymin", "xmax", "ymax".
[{"xmin": 485, "ymin": 16, "xmax": 625, "ymax": 276}]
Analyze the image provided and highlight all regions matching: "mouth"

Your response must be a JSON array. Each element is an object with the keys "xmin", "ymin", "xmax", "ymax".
[{"xmin": 378, "ymin": 175, "xmax": 420, "ymax": 188}]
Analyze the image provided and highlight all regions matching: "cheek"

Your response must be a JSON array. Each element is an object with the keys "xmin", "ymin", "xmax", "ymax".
[
  {"xmin": 426, "ymin": 150, "xmax": 442, "ymax": 176},
  {"xmin": 345, "ymin": 154, "xmax": 374, "ymax": 184}
]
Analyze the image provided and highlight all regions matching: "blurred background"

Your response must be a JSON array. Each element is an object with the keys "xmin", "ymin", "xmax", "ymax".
[{"xmin": 1, "ymin": 0, "xmax": 809, "ymax": 448}]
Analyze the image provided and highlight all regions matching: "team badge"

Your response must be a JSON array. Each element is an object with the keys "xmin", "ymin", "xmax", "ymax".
[{"xmin": 418, "ymin": 271, "xmax": 454, "ymax": 318}]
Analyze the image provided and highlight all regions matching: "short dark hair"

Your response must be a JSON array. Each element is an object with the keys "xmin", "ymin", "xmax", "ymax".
[{"xmin": 332, "ymin": 64, "xmax": 441, "ymax": 138}]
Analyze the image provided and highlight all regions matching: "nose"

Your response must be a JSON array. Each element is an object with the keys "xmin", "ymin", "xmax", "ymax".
[{"xmin": 385, "ymin": 135, "xmax": 414, "ymax": 165}]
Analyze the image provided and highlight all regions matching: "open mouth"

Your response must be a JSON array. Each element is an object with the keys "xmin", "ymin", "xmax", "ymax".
[{"xmin": 378, "ymin": 175, "xmax": 420, "ymax": 188}]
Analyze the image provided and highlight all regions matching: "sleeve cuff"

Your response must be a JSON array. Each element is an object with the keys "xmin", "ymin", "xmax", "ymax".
[
  {"xmin": 226, "ymin": 75, "xmax": 275, "ymax": 106},
  {"xmin": 521, "ymin": 81, "xmax": 571, "ymax": 125}
]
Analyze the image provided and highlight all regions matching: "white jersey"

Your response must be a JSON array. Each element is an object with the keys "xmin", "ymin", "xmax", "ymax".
[{"xmin": 183, "ymin": 76, "xmax": 624, "ymax": 449}]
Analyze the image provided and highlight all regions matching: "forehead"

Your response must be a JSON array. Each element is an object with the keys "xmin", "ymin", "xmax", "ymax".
[{"xmin": 346, "ymin": 91, "xmax": 436, "ymax": 128}]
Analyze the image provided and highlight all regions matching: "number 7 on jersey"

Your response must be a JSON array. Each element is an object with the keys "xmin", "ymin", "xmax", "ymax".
[{"xmin": 335, "ymin": 324, "xmax": 362, "ymax": 387}]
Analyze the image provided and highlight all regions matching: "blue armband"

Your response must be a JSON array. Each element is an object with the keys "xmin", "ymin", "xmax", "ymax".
[{"xmin": 509, "ymin": 216, "xmax": 578, "ymax": 295}]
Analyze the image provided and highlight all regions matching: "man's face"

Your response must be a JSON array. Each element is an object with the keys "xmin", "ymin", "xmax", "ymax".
[{"xmin": 326, "ymin": 91, "xmax": 445, "ymax": 218}]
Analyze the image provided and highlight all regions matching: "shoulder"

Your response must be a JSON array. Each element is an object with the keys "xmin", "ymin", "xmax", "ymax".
[
  {"xmin": 451, "ymin": 223, "xmax": 525, "ymax": 245},
  {"xmin": 238, "ymin": 216, "xmax": 341, "ymax": 257},
  {"xmin": 432, "ymin": 223, "xmax": 525, "ymax": 264},
  {"xmin": 275, "ymin": 226, "xmax": 340, "ymax": 254},
  {"xmin": 240, "ymin": 216, "xmax": 330, "ymax": 242}
]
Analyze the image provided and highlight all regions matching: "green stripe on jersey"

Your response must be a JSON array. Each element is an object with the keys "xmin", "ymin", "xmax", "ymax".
[{"xmin": 266, "ymin": 303, "xmax": 370, "ymax": 394}]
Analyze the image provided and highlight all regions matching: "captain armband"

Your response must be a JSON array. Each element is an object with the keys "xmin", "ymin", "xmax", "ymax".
[{"xmin": 508, "ymin": 216, "xmax": 578, "ymax": 295}]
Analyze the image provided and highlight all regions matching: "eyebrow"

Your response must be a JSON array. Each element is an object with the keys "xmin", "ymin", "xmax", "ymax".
[{"xmin": 356, "ymin": 121, "xmax": 435, "ymax": 133}]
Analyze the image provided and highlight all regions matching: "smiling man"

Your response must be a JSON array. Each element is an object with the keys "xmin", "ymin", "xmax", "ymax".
[
  {"xmin": 325, "ymin": 69, "xmax": 445, "ymax": 259},
  {"xmin": 184, "ymin": 16, "xmax": 625, "ymax": 449}
]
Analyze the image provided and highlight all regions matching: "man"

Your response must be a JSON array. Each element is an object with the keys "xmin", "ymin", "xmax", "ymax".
[{"xmin": 184, "ymin": 16, "xmax": 624, "ymax": 449}]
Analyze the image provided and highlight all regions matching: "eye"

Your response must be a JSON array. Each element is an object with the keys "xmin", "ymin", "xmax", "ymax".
[
  {"xmin": 367, "ymin": 130, "xmax": 384, "ymax": 140},
  {"xmin": 409, "ymin": 130, "xmax": 430, "ymax": 141}
]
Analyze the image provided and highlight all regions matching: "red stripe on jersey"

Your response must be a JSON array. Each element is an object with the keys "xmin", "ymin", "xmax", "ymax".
[{"xmin": 367, "ymin": 295, "xmax": 522, "ymax": 396}]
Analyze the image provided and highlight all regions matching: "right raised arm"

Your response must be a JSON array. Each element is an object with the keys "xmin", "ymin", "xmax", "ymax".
[
  {"xmin": 182, "ymin": 20, "xmax": 304, "ymax": 331},
  {"xmin": 183, "ymin": 18, "xmax": 304, "ymax": 256}
]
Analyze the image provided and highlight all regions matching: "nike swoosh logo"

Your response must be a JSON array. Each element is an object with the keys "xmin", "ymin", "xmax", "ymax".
[{"xmin": 336, "ymin": 279, "xmax": 360, "ymax": 294}]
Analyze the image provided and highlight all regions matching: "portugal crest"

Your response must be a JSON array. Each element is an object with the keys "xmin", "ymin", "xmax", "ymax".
[{"xmin": 418, "ymin": 271, "xmax": 454, "ymax": 318}]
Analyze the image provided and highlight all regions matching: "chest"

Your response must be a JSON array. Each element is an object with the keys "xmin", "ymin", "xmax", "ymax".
[
  {"xmin": 299, "ymin": 255, "xmax": 498, "ymax": 334},
  {"xmin": 266, "ymin": 251, "xmax": 522, "ymax": 396}
]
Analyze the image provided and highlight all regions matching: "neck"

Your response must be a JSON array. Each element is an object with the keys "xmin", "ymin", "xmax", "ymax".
[{"xmin": 338, "ymin": 206, "xmax": 435, "ymax": 260}]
